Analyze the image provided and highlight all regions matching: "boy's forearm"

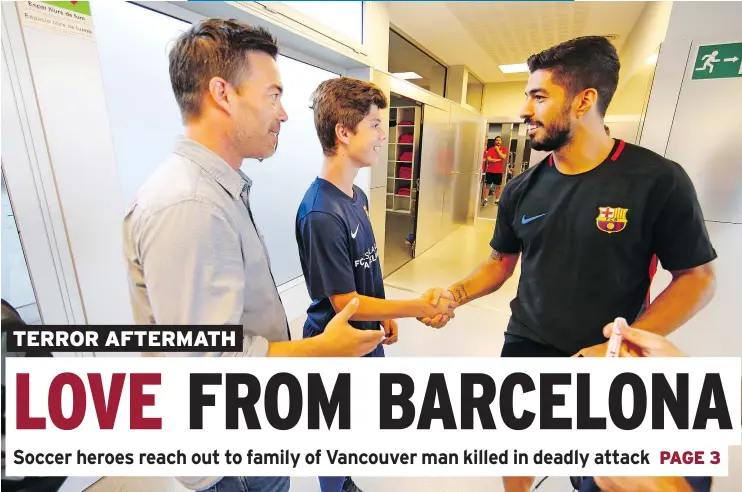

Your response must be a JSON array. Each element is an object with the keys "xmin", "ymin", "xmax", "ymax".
[{"xmin": 333, "ymin": 294, "xmax": 430, "ymax": 321}]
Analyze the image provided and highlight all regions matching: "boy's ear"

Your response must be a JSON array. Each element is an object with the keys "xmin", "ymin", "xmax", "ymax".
[{"xmin": 335, "ymin": 122, "xmax": 352, "ymax": 148}]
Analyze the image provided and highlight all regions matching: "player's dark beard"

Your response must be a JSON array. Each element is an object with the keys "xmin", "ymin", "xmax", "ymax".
[{"xmin": 527, "ymin": 107, "xmax": 572, "ymax": 152}]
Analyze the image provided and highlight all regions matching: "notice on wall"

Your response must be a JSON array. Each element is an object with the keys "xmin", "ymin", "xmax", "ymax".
[
  {"xmin": 692, "ymin": 42, "xmax": 742, "ymax": 80},
  {"xmin": 18, "ymin": 2, "xmax": 94, "ymax": 41}
]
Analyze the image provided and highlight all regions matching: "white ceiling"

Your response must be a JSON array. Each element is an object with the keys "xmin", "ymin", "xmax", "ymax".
[{"xmin": 388, "ymin": 1, "xmax": 648, "ymax": 83}]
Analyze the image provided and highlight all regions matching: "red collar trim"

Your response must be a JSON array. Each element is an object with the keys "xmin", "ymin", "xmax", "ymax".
[
  {"xmin": 611, "ymin": 139, "xmax": 626, "ymax": 161},
  {"xmin": 548, "ymin": 139, "xmax": 625, "ymax": 167}
]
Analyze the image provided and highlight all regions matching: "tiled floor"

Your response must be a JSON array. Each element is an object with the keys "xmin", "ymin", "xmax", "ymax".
[
  {"xmin": 80, "ymin": 219, "xmax": 742, "ymax": 492},
  {"xmin": 477, "ymin": 199, "xmax": 499, "ymax": 220}
]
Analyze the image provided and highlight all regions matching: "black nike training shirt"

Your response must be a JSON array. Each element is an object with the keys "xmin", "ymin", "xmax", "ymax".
[{"xmin": 491, "ymin": 139, "xmax": 717, "ymax": 356}]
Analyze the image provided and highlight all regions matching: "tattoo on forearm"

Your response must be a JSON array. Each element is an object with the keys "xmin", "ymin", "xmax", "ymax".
[
  {"xmin": 450, "ymin": 283, "xmax": 468, "ymax": 303},
  {"xmin": 490, "ymin": 249, "xmax": 504, "ymax": 261}
]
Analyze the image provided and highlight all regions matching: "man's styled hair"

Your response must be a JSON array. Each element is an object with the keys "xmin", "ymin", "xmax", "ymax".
[
  {"xmin": 310, "ymin": 78, "xmax": 388, "ymax": 156},
  {"xmin": 169, "ymin": 18, "xmax": 279, "ymax": 121},
  {"xmin": 527, "ymin": 36, "xmax": 620, "ymax": 117}
]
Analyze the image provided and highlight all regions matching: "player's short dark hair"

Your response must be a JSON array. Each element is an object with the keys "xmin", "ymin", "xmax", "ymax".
[
  {"xmin": 527, "ymin": 36, "xmax": 620, "ymax": 116},
  {"xmin": 169, "ymin": 18, "xmax": 279, "ymax": 121},
  {"xmin": 310, "ymin": 78, "xmax": 388, "ymax": 156}
]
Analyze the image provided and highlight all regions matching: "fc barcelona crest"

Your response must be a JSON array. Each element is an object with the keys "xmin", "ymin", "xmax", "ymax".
[{"xmin": 596, "ymin": 206, "xmax": 628, "ymax": 234}]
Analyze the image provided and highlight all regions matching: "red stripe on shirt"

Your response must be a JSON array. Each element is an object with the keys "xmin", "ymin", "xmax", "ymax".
[
  {"xmin": 647, "ymin": 254, "xmax": 658, "ymax": 306},
  {"xmin": 611, "ymin": 140, "xmax": 626, "ymax": 161}
]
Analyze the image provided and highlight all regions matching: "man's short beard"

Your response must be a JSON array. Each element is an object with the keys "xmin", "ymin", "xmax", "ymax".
[{"xmin": 530, "ymin": 107, "xmax": 573, "ymax": 152}]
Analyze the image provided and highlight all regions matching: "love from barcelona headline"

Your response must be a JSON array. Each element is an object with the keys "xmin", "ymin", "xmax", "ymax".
[{"xmin": 4, "ymin": 326, "xmax": 741, "ymax": 478}]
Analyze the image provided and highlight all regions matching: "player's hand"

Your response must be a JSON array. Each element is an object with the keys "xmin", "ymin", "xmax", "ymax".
[
  {"xmin": 322, "ymin": 299, "xmax": 383, "ymax": 357},
  {"xmin": 594, "ymin": 476, "xmax": 693, "ymax": 492},
  {"xmin": 418, "ymin": 288, "xmax": 457, "ymax": 328},
  {"xmin": 603, "ymin": 324, "xmax": 687, "ymax": 358},
  {"xmin": 381, "ymin": 319, "xmax": 399, "ymax": 345}
]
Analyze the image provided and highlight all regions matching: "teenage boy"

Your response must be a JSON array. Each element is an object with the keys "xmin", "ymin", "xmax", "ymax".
[{"xmin": 295, "ymin": 77, "xmax": 457, "ymax": 492}]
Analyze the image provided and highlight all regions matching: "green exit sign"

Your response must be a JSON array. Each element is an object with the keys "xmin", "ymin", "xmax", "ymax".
[{"xmin": 692, "ymin": 43, "xmax": 742, "ymax": 80}]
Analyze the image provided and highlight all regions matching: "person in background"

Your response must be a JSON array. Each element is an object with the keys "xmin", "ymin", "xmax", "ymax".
[
  {"xmin": 418, "ymin": 35, "xmax": 717, "ymax": 492},
  {"xmin": 481, "ymin": 136, "xmax": 507, "ymax": 206},
  {"xmin": 123, "ymin": 19, "xmax": 384, "ymax": 492},
  {"xmin": 296, "ymin": 77, "xmax": 457, "ymax": 492}
]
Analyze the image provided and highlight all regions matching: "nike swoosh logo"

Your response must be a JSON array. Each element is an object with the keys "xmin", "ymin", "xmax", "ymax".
[
  {"xmin": 521, "ymin": 214, "xmax": 546, "ymax": 224},
  {"xmin": 351, "ymin": 225, "xmax": 359, "ymax": 238}
]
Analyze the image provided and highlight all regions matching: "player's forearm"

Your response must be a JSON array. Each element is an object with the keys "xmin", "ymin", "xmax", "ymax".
[
  {"xmin": 447, "ymin": 251, "xmax": 517, "ymax": 305},
  {"xmin": 633, "ymin": 264, "xmax": 716, "ymax": 336},
  {"xmin": 333, "ymin": 294, "xmax": 429, "ymax": 321}
]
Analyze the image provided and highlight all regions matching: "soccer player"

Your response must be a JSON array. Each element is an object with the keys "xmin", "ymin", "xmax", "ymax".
[{"xmin": 419, "ymin": 36, "xmax": 717, "ymax": 492}]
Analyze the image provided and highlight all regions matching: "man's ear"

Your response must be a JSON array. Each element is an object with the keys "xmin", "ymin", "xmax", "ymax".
[
  {"xmin": 574, "ymin": 88, "xmax": 598, "ymax": 118},
  {"xmin": 208, "ymin": 76, "xmax": 233, "ymax": 114}
]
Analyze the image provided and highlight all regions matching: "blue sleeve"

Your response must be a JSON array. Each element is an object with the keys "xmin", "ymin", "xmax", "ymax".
[
  {"xmin": 489, "ymin": 183, "xmax": 521, "ymax": 254},
  {"xmin": 298, "ymin": 211, "xmax": 356, "ymax": 299}
]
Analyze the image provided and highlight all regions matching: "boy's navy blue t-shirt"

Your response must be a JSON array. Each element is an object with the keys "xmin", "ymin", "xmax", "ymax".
[{"xmin": 296, "ymin": 178, "xmax": 385, "ymax": 357}]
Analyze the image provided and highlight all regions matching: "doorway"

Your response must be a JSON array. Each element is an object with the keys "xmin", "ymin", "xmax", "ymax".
[
  {"xmin": 383, "ymin": 93, "xmax": 423, "ymax": 275},
  {"xmin": 477, "ymin": 121, "xmax": 532, "ymax": 220},
  {"xmin": 478, "ymin": 123, "xmax": 507, "ymax": 220}
]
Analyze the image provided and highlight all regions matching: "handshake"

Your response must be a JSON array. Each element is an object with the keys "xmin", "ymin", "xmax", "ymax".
[{"xmin": 417, "ymin": 288, "xmax": 459, "ymax": 328}]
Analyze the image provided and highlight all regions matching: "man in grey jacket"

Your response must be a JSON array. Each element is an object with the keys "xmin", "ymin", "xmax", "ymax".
[{"xmin": 123, "ymin": 18, "xmax": 385, "ymax": 492}]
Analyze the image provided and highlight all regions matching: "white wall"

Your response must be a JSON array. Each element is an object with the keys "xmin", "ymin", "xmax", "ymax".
[
  {"xmin": 482, "ymin": 81, "xmax": 526, "ymax": 120},
  {"xmin": 640, "ymin": 4, "xmax": 742, "ymax": 489},
  {"xmin": 615, "ymin": 2, "xmax": 672, "ymax": 93},
  {"xmin": 92, "ymin": 1, "xmax": 188, "ymax": 207},
  {"xmin": 1, "ymin": 13, "xmax": 85, "ymax": 326},
  {"xmin": 94, "ymin": 2, "xmax": 345, "ymax": 299},
  {"xmin": 241, "ymin": 56, "xmax": 338, "ymax": 285},
  {"xmin": 278, "ymin": 1, "xmax": 363, "ymax": 45},
  {"xmin": 15, "ymin": 2, "xmax": 133, "ymax": 325}
]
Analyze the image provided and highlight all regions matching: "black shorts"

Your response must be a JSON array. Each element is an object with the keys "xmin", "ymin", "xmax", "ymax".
[
  {"xmin": 485, "ymin": 172, "xmax": 502, "ymax": 186},
  {"xmin": 500, "ymin": 335, "xmax": 571, "ymax": 357}
]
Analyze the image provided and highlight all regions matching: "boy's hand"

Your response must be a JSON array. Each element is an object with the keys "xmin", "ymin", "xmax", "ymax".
[
  {"xmin": 381, "ymin": 319, "xmax": 398, "ymax": 345},
  {"xmin": 418, "ymin": 288, "xmax": 457, "ymax": 328}
]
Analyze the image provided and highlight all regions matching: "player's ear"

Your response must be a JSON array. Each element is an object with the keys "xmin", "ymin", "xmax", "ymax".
[{"xmin": 574, "ymin": 88, "xmax": 597, "ymax": 118}]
